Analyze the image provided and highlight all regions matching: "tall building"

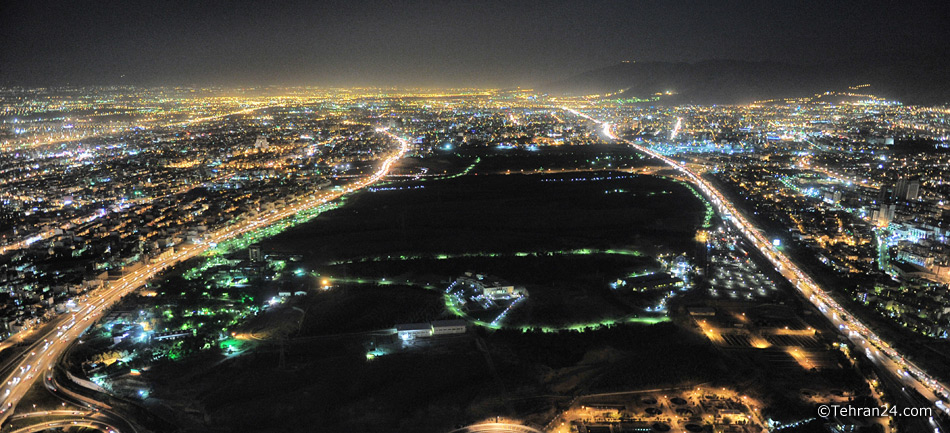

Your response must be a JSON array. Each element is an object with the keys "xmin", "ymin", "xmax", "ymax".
[
  {"xmin": 893, "ymin": 178, "xmax": 920, "ymax": 201},
  {"xmin": 872, "ymin": 204, "xmax": 896, "ymax": 227},
  {"xmin": 249, "ymin": 244, "xmax": 263, "ymax": 262}
]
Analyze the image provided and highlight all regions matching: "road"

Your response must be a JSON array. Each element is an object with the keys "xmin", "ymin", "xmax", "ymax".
[
  {"xmin": 448, "ymin": 423, "xmax": 544, "ymax": 433},
  {"xmin": 0, "ymin": 128, "xmax": 410, "ymax": 427},
  {"xmin": 3, "ymin": 418, "xmax": 118, "ymax": 433},
  {"xmin": 2, "ymin": 406, "xmax": 124, "ymax": 433},
  {"xmin": 563, "ymin": 107, "xmax": 950, "ymax": 420}
]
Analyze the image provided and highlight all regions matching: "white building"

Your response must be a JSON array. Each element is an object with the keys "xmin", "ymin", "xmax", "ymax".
[
  {"xmin": 483, "ymin": 283, "xmax": 518, "ymax": 299},
  {"xmin": 396, "ymin": 323, "xmax": 432, "ymax": 340},
  {"xmin": 396, "ymin": 320, "xmax": 469, "ymax": 340}
]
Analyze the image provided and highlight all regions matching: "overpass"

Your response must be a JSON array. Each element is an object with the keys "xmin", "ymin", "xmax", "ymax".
[{"xmin": 3, "ymin": 417, "xmax": 119, "ymax": 433}]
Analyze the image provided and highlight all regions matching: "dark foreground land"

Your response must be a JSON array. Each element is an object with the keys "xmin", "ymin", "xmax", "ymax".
[{"xmin": 67, "ymin": 150, "xmax": 876, "ymax": 432}]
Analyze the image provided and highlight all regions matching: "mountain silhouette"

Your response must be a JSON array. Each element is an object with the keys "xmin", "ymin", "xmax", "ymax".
[{"xmin": 542, "ymin": 58, "xmax": 949, "ymax": 105}]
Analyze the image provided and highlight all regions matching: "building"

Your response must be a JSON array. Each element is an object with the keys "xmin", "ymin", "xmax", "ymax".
[
  {"xmin": 395, "ymin": 323, "xmax": 432, "ymax": 340},
  {"xmin": 153, "ymin": 330, "xmax": 193, "ymax": 341},
  {"xmin": 894, "ymin": 178, "xmax": 920, "ymax": 201},
  {"xmin": 483, "ymin": 283, "xmax": 518, "ymax": 299},
  {"xmin": 395, "ymin": 320, "xmax": 469, "ymax": 340},
  {"xmin": 431, "ymin": 319, "xmax": 467, "ymax": 336},
  {"xmin": 890, "ymin": 261, "xmax": 932, "ymax": 280},
  {"xmin": 822, "ymin": 190, "xmax": 842, "ymax": 204},
  {"xmin": 456, "ymin": 273, "xmax": 525, "ymax": 300},
  {"xmin": 871, "ymin": 204, "xmax": 895, "ymax": 227},
  {"xmin": 626, "ymin": 272, "xmax": 684, "ymax": 292},
  {"xmin": 249, "ymin": 244, "xmax": 263, "ymax": 262}
]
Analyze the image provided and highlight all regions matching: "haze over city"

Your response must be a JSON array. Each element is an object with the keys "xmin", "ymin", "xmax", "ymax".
[
  {"xmin": 1, "ymin": 1, "xmax": 950, "ymax": 433},
  {"xmin": 2, "ymin": 0, "xmax": 949, "ymax": 88}
]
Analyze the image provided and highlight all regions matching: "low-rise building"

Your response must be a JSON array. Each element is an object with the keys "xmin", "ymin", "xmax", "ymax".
[
  {"xmin": 396, "ymin": 323, "xmax": 432, "ymax": 340},
  {"xmin": 431, "ymin": 319, "xmax": 467, "ymax": 336}
]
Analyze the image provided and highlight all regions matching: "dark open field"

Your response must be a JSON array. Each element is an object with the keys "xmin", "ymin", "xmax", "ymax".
[
  {"xmin": 318, "ymin": 253, "xmax": 661, "ymax": 328},
  {"xmin": 133, "ymin": 163, "xmax": 873, "ymax": 432},
  {"xmin": 144, "ymin": 321, "xmax": 740, "ymax": 433},
  {"xmin": 260, "ymin": 170, "xmax": 704, "ymax": 327},
  {"xmin": 263, "ymin": 171, "xmax": 704, "ymax": 262}
]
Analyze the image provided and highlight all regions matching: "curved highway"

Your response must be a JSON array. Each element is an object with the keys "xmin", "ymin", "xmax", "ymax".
[
  {"xmin": 0, "ymin": 129, "xmax": 410, "ymax": 427},
  {"xmin": 4, "ymin": 417, "xmax": 119, "ymax": 433},
  {"xmin": 448, "ymin": 423, "xmax": 544, "ymax": 433},
  {"xmin": 563, "ymin": 107, "xmax": 950, "ymax": 415}
]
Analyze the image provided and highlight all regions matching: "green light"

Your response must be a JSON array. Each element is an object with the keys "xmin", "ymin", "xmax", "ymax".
[
  {"xmin": 333, "ymin": 247, "xmax": 644, "ymax": 265},
  {"xmin": 219, "ymin": 338, "xmax": 245, "ymax": 352}
]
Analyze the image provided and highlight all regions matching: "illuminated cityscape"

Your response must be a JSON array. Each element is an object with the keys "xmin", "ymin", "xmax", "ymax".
[{"xmin": 2, "ymin": 1, "xmax": 950, "ymax": 433}]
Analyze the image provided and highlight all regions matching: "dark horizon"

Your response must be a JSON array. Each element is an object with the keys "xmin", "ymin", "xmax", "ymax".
[{"xmin": 2, "ymin": 0, "xmax": 948, "ymax": 89}]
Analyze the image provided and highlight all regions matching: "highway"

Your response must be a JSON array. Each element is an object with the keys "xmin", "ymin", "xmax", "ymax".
[
  {"xmin": 563, "ymin": 107, "xmax": 950, "ymax": 418},
  {"xmin": 1, "ymin": 404, "xmax": 125, "ymax": 433},
  {"xmin": 0, "ymin": 128, "xmax": 410, "ymax": 428},
  {"xmin": 4, "ymin": 418, "xmax": 118, "ymax": 433},
  {"xmin": 449, "ymin": 423, "xmax": 544, "ymax": 433}
]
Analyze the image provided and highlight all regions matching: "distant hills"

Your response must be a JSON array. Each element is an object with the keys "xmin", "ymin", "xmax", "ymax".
[{"xmin": 542, "ymin": 58, "xmax": 950, "ymax": 105}]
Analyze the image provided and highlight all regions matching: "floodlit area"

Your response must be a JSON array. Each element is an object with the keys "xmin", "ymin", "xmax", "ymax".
[{"xmin": 548, "ymin": 387, "xmax": 767, "ymax": 433}]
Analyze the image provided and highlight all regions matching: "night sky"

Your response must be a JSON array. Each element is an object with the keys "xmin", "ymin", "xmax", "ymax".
[{"xmin": 1, "ymin": 0, "xmax": 947, "ymax": 88}]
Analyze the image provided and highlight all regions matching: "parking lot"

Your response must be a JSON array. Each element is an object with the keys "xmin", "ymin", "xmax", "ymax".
[{"xmin": 705, "ymin": 228, "xmax": 779, "ymax": 301}]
